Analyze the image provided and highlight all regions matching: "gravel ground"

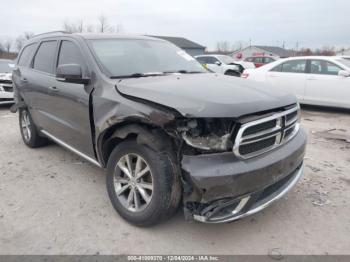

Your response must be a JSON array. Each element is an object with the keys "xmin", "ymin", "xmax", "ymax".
[{"xmin": 0, "ymin": 104, "xmax": 349, "ymax": 255}]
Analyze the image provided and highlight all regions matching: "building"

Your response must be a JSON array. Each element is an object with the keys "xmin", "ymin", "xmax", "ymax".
[
  {"xmin": 149, "ymin": 35, "xmax": 206, "ymax": 56},
  {"xmin": 231, "ymin": 45, "xmax": 295, "ymax": 60},
  {"xmin": 337, "ymin": 48, "xmax": 350, "ymax": 56}
]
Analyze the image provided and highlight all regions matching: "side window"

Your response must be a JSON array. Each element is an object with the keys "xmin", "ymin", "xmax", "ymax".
[
  {"xmin": 196, "ymin": 57, "xmax": 207, "ymax": 64},
  {"xmin": 280, "ymin": 60, "xmax": 306, "ymax": 73},
  {"xmin": 271, "ymin": 64, "xmax": 282, "ymax": 72},
  {"xmin": 33, "ymin": 41, "xmax": 57, "ymax": 74},
  {"xmin": 207, "ymin": 57, "xmax": 219, "ymax": 64},
  {"xmin": 254, "ymin": 57, "xmax": 264, "ymax": 63},
  {"xmin": 57, "ymin": 41, "xmax": 85, "ymax": 67},
  {"xmin": 264, "ymin": 57, "xmax": 274, "ymax": 63},
  {"xmin": 17, "ymin": 43, "xmax": 37, "ymax": 67},
  {"xmin": 310, "ymin": 60, "xmax": 342, "ymax": 75}
]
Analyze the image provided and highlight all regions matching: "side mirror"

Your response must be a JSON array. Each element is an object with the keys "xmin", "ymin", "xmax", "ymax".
[
  {"xmin": 215, "ymin": 61, "xmax": 222, "ymax": 66},
  {"xmin": 56, "ymin": 64, "xmax": 89, "ymax": 84},
  {"xmin": 338, "ymin": 70, "xmax": 350, "ymax": 77}
]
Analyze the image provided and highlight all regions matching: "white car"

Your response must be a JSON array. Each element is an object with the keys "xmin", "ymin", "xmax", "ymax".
[
  {"xmin": 242, "ymin": 56, "xmax": 350, "ymax": 109},
  {"xmin": 0, "ymin": 59, "xmax": 15, "ymax": 105},
  {"xmin": 195, "ymin": 54, "xmax": 255, "ymax": 77}
]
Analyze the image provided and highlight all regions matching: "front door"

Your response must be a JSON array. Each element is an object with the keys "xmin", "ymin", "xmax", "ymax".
[
  {"xmin": 39, "ymin": 39, "xmax": 95, "ymax": 158},
  {"xmin": 304, "ymin": 59, "xmax": 350, "ymax": 108}
]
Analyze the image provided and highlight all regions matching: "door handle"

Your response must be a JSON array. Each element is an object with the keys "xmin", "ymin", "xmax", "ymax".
[
  {"xmin": 49, "ymin": 86, "xmax": 59, "ymax": 92},
  {"xmin": 307, "ymin": 76, "xmax": 317, "ymax": 80},
  {"xmin": 20, "ymin": 77, "xmax": 28, "ymax": 83}
]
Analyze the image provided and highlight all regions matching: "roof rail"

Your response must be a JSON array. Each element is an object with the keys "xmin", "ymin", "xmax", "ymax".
[{"xmin": 31, "ymin": 31, "xmax": 71, "ymax": 39}]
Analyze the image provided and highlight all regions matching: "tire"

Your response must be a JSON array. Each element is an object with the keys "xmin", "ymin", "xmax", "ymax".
[
  {"xmin": 19, "ymin": 108, "xmax": 48, "ymax": 148},
  {"xmin": 106, "ymin": 140, "xmax": 182, "ymax": 226},
  {"xmin": 225, "ymin": 70, "xmax": 241, "ymax": 77}
]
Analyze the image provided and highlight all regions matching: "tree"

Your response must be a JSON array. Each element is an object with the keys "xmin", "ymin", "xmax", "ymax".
[
  {"xmin": 216, "ymin": 41, "xmax": 231, "ymax": 53},
  {"xmin": 97, "ymin": 15, "xmax": 109, "ymax": 33},
  {"xmin": 4, "ymin": 40, "xmax": 12, "ymax": 54},
  {"xmin": 15, "ymin": 32, "xmax": 34, "ymax": 51}
]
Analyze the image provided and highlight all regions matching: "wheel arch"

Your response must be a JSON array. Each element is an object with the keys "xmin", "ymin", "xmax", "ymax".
[{"xmin": 97, "ymin": 121, "xmax": 176, "ymax": 168}]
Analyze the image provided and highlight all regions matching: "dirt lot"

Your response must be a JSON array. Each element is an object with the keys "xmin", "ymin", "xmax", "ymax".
[{"xmin": 0, "ymin": 105, "xmax": 349, "ymax": 255}]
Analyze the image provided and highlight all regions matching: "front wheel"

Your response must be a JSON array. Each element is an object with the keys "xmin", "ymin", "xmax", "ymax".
[{"xmin": 106, "ymin": 140, "xmax": 181, "ymax": 226}]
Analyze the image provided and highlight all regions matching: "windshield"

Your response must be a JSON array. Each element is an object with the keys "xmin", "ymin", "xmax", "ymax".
[
  {"xmin": 217, "ymin": 55, "xmax": 236, "ymax": 64},
  {"xmin": 0, "ymin": 60, "xmax": 14, "ymax": 73},
  {"xmin": 337, "ymin": 58, "xmax": 350, "ymax": 68},
  {"xmin": 89, "ymin": 39, "xmax": 207, "ymax": 77}
]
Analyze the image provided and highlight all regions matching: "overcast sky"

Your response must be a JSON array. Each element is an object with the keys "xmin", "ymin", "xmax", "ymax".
[{"xmin": 1, "ymin": 0, "xmax": 349, "ymax": 50}]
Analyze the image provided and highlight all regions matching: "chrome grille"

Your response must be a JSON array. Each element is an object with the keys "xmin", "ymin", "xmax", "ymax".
[{"xmin": 233, "ymin": 106, "xmax": 300, "ymax": 159}]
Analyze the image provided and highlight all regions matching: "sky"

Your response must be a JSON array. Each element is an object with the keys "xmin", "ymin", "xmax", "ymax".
[{"xmin": 0, "ymin": 0, "xmax": 349, "ymax": 51}]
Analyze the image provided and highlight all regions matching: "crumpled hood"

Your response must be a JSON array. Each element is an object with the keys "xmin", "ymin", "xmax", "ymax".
[
  {"xmin": 116, "ymin": 73, "xmax": 297, "ymax": 118},
  {"xmin": 0, "ymin": 73, "xmax": 12, "ymax": 81}
]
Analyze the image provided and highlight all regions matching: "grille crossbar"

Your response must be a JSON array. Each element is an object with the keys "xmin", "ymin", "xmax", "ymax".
[{"xmin": 233, "ymin": 106, "xmax": 300, "ymax": 159}]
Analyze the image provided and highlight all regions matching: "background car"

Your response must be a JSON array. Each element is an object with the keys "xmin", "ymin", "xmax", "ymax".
[
  {"xmin": 242, "ymin": 56, "xmax": 350, "ymax": 109},
  {"xmin": 0, "ymin": 59, "xmax": 15, "ymax": 105},
  {"xmin": 195, "ymin": 54, "xmax": 255, "ymax": 76},
  {"xmin": 244, "ymin": 56, "xmax": 277, "ymax": 68}
]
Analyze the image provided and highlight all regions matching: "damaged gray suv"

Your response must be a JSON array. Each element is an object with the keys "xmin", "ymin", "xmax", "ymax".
[{"xmin": 12, "ymin": 32, "xmax": 307, "ymax": 226}]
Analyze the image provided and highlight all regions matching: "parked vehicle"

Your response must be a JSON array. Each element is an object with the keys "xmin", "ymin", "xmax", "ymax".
[
  {"xmin": 0, "ymin": 59, "xmax": 15, "ymax": 105},
  {"xmin": 244, "ymin": 56, "xmax": 277, "ymax": 68},
  {"xmin": 12, "ymin": 32, "xmax": 306, "ymax": 226},
  {"xmin": 242, "ymin": 56, "xmax": 350, "ymax": 109},
  {"xmin": 195, "ymin": 54, "xmax": 255, "ymax": 76}
]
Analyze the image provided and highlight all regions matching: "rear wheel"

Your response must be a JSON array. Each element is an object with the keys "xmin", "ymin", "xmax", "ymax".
[
  {"xmin": 19, "ymin": 108, "xmax": 48, "ymax": 148},
  {"xmin": 106, "ymin": 140, "xmax": 181, "ymax": 226}
]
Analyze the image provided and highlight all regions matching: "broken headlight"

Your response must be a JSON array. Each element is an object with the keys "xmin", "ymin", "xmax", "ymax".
[{"xmin": 176, "ymin": 118, "xmax": 236, "ymax": 152}]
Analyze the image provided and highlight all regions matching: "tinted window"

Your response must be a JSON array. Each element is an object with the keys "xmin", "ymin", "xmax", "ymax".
[
  {"xmin": 58, "ymin": 41, "xmax": 85, "ymax": 67},
  {"xmin": 196, "ymin": 57, "xmax": 208, "ymax": 64},
  {"xmin": 264, "ymin": 57, "xmax": 274, "ymax": 63},
  {"xmin": 18, "ymin": 44, "xmax": 37, "ymax": 67},
  {"xmin": 253, "ymin": 57, "xmax": 264, "ymax": 63},
  {"xmin": 310, "ymin": 60, "xmax": 342, "ymax": 75},
  {"xmin": 33, "ymin": 41, "xmax": 57, "ymax": 74},
  {"xmin": 206, "ymin": 57, "xmax": 219, "ymax": 64},
  {"xmin": 280, "ymin": 60, "xmax": 306, "ymax": 73}
]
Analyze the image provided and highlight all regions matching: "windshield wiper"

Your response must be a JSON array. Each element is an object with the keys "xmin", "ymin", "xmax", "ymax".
[
  {"xmin": 163, "ymin": 70, "xmax": 205, "ymax": 74},
  {"xmin": 110, "ymin": 72, "xmax": 165, "ymax": 79}
]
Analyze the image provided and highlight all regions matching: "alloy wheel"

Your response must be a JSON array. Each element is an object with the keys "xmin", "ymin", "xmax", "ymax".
[
  {"xmin": 114, "ymin": 153, "xmax": 154, "ymax": 212},
  {"xmin": 21, "ymin": 110, "xmax": 31, "ymax": 142}
]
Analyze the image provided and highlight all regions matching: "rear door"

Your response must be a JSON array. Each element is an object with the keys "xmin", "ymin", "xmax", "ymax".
[
  {"xmin": 43, "ymin": 39, "xmax": 95, "ymax": 158},
  {"xmin": 304, "ymin": 59, "xmax": 350, "ymax": 108},
  {"xmin": 266, "ymin": 59, "xmax": 307, "ymax": 101},
  {"xmin": 25, "ymin": 40, "xmax": 59, "ymax": 129}
]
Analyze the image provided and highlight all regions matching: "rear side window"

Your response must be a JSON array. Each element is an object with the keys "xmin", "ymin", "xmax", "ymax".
[
  {"xmin": 206, "ymin": 57, "xmax": 219, "ymax": 64},
  {"xmin": 57, "ymin": 41, "xmax": 85, "ymax": 67},
  {"xmin": 18, "ymin": 43, "xmax": 37, "ymax": 67},
  {"xmin": 33, "ymin": 41, "xmax": 57, "ymax": 74},
  {"xmin": 196, "ymin": 57, "xmax": 208, "ymax": 64},
  {"xmin": 310, "ymin": 60, "xmax": 342, "ymax": 75},
  {"xmin": 272, "ymin": 60, "xmax": 306, "ymax": 73}
]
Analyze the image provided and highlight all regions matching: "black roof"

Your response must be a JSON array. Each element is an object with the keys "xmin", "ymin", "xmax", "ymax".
[{"xmin": 149, "ymin": 35, "xmax": 206, "ymax": 49}]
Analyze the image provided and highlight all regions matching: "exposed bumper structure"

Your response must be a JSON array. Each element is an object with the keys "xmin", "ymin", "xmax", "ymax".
[
  {"xmin": 193, "ymin": 164, "xmax": 303, "ymax": 223},
  {"xmin": 181, "ymin": 128, "xmax": 307, "ymax": 223}
]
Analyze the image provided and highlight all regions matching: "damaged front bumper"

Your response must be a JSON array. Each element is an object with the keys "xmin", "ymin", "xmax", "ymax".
[{"xmin": 181, "ymin": 128, "xmax": 307, "ymax": 223}]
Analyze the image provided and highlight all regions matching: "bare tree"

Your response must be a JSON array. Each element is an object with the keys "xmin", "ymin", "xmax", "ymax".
[
  {"xmin": 97, "ymin": 15, "xmax": 109, "ymax": 33},
  {"xmin": 4, "ymin": 40, "xmax": 12, "ymax": 54},
  {"xmin": 15, "ymin": 32, "xmax": 34, "ymax": 51},
  {"xmin": 216, "ymin": 41, "xmax": 231, "ymax": 53}
]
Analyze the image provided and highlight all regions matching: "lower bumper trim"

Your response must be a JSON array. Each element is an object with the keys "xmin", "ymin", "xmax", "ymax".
[{"xmin": 193, "ymin": 164, "xmax": 304, "ymax": 223}]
